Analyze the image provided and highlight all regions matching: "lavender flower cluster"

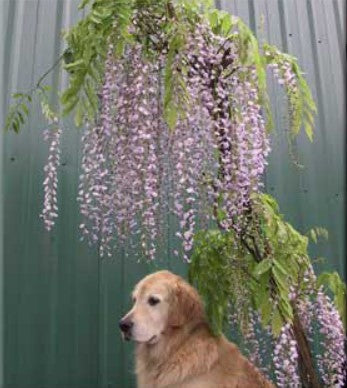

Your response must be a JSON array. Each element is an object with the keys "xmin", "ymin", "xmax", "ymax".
[
  {"xmin": 315, "ymin": 288, "xmax": 346, "ymax": 387},
  {"xmin": 78, "ymin": 45, "xmax": 164, "ymax": 259},
  {"xmin": 267, "ymin": 60, "xmax": 297, "ymax": 91},
  {"xmin": 293, "ymin": 265, "xmax": 346, "ymax": 387},
  {"xmin": 273, "ymin": 323, "xmax": 300, "ymax": 388},
  {"xmin": 40, "ymin": 121, "xmax": 61, "ymax": 231},
  {"xmin": 173, "ymin": 25, "xmax": 270, "ymax": 246},
  {"xmin": 243, "ymin": 309, "xmax": 273, "ymax": 378},
  {"xmin": 265, "ymin": 49, "xmax": 302, "ymax": 135}
]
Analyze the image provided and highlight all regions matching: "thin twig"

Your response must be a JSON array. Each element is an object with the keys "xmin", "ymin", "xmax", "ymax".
[{"xmin": 34, "ymin": 53, "xmax": 65, "ymax": 91}]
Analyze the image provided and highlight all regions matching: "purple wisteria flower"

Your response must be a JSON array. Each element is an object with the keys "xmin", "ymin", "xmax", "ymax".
[
  {"xmin": 315, "ymin": 288, "xmax": 346, "ymax": 387},
  {"xmin": 293, "ymin": 265, "xmax": 346, "ymax": 387},
  {"xmin": 40, "ymin": 120, "xmax": 61, "ymax": 231},
  {"xmin": 273, "ymin": 323, "xmax": 300, "ymax": 388},
  {"xmin": 78, "ymin": 45, "xmax": 165, "ymax": 259},
  {"xmin": 243, "ymin": 309, "xmax": 263, "ymax": 368}
]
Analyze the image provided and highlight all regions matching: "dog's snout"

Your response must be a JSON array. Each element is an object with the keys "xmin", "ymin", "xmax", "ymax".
[{"xmin": 119, "ymin": 318, "xmax": 133, "ymax": 333}]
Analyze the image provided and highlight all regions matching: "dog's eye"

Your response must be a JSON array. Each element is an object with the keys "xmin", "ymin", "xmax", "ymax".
[{"xmin": 148, "ymin": 296, "xmax": 160, "ymax": 306}]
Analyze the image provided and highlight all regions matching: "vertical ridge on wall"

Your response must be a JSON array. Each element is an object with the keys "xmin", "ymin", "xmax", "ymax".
[
  {"xmin": 1, "ymin": 1, "xmax": 345, "ymax": 387},
  {"xmin": 0, "ymin": 1, "xmax": 8, "ymax": 386}
]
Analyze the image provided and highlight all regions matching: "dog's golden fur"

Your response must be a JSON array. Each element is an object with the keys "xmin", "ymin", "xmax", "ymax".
[{"xmin": 125, "ymin": 270, "xmax": 274, "ymax": 388}]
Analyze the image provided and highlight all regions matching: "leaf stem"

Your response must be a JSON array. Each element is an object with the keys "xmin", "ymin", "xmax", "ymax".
[{"xmin": 34, "ymin": 53, "xmax": 65, "ymax": 91}]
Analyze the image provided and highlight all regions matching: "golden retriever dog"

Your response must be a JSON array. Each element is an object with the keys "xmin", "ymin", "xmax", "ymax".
[{"xmin": 119, "ymin": 270, "xmax": 274, "ymax": 388}]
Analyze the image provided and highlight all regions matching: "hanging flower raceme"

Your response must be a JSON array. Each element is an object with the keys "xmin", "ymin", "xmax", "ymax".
[
  {"xmin": 315, "ymin": 288, "xmax": 346, "ymax": 387},
  {"xmin": 78, "ymin": 45, "xmax": 166, "ymax": 259},
  {"xmin": 273, "ymin": 323, "xmax": 300, "ymax": 388},
  {"xmin": 77, "ymin": 47, "xmax": 119, "ymax": 256},
  {"xmin": 173, "ymin": 25, "xmax": 271, "ymax": 238},
  {"xmin": 264, "ymin": 45, "xmax": 313, "ymax": 140},
  {"xmin": 40, "ymin": 120, "xmax": 61, "ymax": 231},
  {"xmin": 169, "ymin": 28, "xmax": 217, "ymax": 260},
  {"xmin": 243, "ymin": 310, "xmax": 268, "ymax": 374},
  {"xmin": 293, "ymin": 265, "xmax": 346, "ymax": 387},
  {"xmin": 220, "ymin": 67, "xmax": 270, "ymax": 232}
]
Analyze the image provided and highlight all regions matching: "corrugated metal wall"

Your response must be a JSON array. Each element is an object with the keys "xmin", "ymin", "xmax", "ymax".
[
  {"xmin": 0, "ymin": 1, "xmax": 5, "ymax": 385},
  {"xmin": 0, "ymin": 0, "xmax": 345, "ymax": 387}
]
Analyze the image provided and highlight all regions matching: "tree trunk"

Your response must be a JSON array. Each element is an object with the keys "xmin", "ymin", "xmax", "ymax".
[{"xmin": 292, "ymin": 307, "xmax": 322, "ymax": 388}]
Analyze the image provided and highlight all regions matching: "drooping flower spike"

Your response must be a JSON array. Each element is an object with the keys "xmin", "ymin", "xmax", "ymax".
[{"xmin": 40, "ymin": 120, "xmax": 61, "ymax": 231}]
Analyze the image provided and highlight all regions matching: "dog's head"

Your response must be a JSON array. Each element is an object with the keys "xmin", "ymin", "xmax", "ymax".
[{"xmin": 119, "ymin": 270, "xmax": 204, "ymax": 344}]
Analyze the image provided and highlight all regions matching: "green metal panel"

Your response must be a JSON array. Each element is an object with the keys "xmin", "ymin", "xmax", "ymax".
[
  {"xmin": 1, "ymin": 1, "xmax": 345, "ymax": 387},
  {"xmin": 0, "ymin": 1, "xmax": 5, "ymax": 386}
]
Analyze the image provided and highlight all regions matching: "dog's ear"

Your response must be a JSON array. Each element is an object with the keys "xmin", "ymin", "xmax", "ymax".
[{"xmin": 168, "ymin": 280, "xmax": 204, "ymax": 328}]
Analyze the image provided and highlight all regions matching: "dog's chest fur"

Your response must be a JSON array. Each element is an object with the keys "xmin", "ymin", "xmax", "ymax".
[{"xmin": 135, "ymin": 323, "xmax": 273, "ymax": 388}]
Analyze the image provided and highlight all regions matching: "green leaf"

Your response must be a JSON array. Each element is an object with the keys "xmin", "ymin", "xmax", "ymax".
[
  {"xmin": 74, "ymin": 100, "xmax": 84, "ymax": 127},
  {"xmin": 263, "ymin": 42, "xmax": 316, "ymax": 143},
  {"xmin": 272, "ymin": 266, "xmax": 289, "ymax": 295},
  {"xmin": 17, "ymin": 111, "xmax": 24, "ymax": 124},
  {"xmin": 59, "ymin": 0, "xmax": 133, "ymax": 123},
  {"xmin": 89, "ymin": 14, "xmax": 102, "ymax": 24},
  {"xmin": 260, "ymin": 293, "xmax": 272, "ymax": 326},
  {"xmin": 84, "ymin": 80, "xmax": 98, "ymax": 112},
  {"xmin": 216, "ymin": 208, "xmax": 227, "ymax": 222},
  {"xmin": 163, "ymin": 30, "xmax": 187, "ymax": 129},
  {"xmin": 221, "ymin": 14, "xmax": 232, "ymax": 35},
  {"xmin": 62, "ymin": 96, "xmax": 79, "ymax": 116},
  {"xmin": 316, "ymin": 272, "xmax": 331, "ymax": 288},
  {"xmin": 78, "ymin": 0, "xmax": 91, "ymax": 9},
  {"xmin": 64, "ymin": 58, "xmax": 86, "ymax": 71},
  {"xmin": 307, "ymin": 226, "xmax": 329, "ymax": 244},
  {"xmin": 208, "ymin": 10, "xmax": 219, "ymax": 28},
  {"xmin": 304, "ymin": 121, "xmax": 313, "ymax": 142},
  {"xmin": 335, "ymin": 284, "xmax": 346, "ymax": 329},
  {"xmin": 279, "ymin": 298, "xmax": 293, "ymax": 321},
  {"xmin": 253, "ymin": 258, "xmax": 272, "ymax": 277},
  {"xmin": 20, "ymin": 103, "xmax": 29, "ymax": 116},
  {"xmin": 309, "ymin": 228, "xmax": 317, "ymax": 243},
  {"xmin": 317, "ymin": 271, "xmax": 346, "ymax": 328},
  {"xmin": 12, "ymin": 93, "xmax": 24, "ymax": 99},
  {"xmin": 261, "ymin": 193, "xmax": 280, "ymax": 214},
  {"xmin": 165, "ymin": 105, "xmax": 178, "ymax": 130},
  {"xmin": 271, "ymin": 308, "xmax": 284, "ymax": 337},
  {"xmin": 273, "ymin": 259, "xmax": 288, "ymax": 276},
  {"xmin": 13, "ymin": 120, "xmax": 19, "ymax": 133}
]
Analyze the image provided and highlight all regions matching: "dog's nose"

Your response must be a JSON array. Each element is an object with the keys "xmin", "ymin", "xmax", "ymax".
[{"xmin": 119, "ymin": 319, "xmax": 133, "ymax": 333}]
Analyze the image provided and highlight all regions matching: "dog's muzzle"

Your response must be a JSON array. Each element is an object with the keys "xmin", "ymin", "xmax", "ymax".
[{"xmin": 119, "ymin": 318, "xmax": 133, "ymax": 341}]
